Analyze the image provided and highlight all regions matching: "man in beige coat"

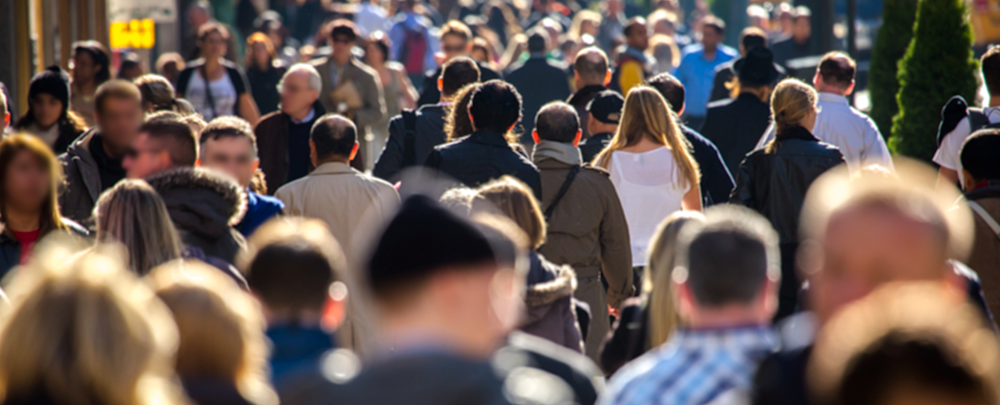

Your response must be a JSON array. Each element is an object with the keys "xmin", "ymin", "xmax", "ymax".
[
  {"xmin": 531, "ymin": 102, "xmax": 632, "ymax": 364},
  {"xmin": 275, "ymin": 114, "xmax": 400, "ymax": 357},
  {"xmin": 311, "ymin": 19, "xmax": 386, "ymax": 169}
]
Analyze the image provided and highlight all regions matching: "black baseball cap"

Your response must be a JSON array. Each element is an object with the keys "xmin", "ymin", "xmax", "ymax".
[{"xmin": 587, "ymin": 90, "xmax": 624, "ymax": 124}]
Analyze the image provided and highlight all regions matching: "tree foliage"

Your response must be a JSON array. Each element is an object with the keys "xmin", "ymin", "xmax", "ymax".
[
  {"xmin": 868, "ymin": 0, "xmax": 917, "ymax": 138},
  {"xmin": 890, "ymin": 0, "xmax": 978, "ymax": 161}
]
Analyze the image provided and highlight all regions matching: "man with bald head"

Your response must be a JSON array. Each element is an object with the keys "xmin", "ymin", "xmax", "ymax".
[
  {"xmin": 752, "ymin": 163, "xmax": 993, "ymax": 405},
  {"xmin": 567, "ymin": 47, "xmax": 613, "ymax": 140},
  {"xmin": 275, "ymin": 113, "xmax": 399, "ymax": 282}
]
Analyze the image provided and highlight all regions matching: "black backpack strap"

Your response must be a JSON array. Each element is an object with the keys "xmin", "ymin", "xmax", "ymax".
[
  {"xmin": 400, "ymin": 110, "xmax": 418, "ymax": 168},
  {"xmin": 200, "ymin": 64, "xmax": 218, "ymax": 119},
  {"xmin": 544, "ymin": 165, "xmax": 581, "ymax": 219}
]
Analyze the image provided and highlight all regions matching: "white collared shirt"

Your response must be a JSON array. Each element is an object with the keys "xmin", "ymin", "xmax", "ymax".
[
  {"xmin": 756, "ymin": 92, "xmax": 893, "ymax": 173},
  {"xmin": 290, "ymin": 108, "xmax": 316, "ymax": 125}
]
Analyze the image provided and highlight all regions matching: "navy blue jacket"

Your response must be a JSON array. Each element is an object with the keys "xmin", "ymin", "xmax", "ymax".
[
  {"xmin": 425, "ymin": 130, "xmax": 542, "ymax": 199},
  {"xmin": 236, "ymin": 190, "xmax": 284, "ymax": 237}
]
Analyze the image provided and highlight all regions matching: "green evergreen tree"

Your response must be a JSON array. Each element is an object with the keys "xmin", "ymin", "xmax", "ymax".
[
  {"xmin": 890, "ymin": 0, "xmax": 978, "ymax": 161},
  {"xmin": 868, "ymin": 0, "xmax": 918, "ymax": 138}
]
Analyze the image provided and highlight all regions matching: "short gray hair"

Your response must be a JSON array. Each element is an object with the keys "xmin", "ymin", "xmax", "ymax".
[
  {"xmin": 280, "ymin": 63, "xmax": 322, "ymax": 93},
  {"xmin": 675, "ymin": 204, "xmax": 779, "ymax": 308}
]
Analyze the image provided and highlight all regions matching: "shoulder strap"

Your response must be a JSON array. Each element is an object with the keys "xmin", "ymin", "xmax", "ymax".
[
  {"xmin": 970, "ymin": 200, "xmax": 1000, "ymax": 238},
  {"xmin": 543, "ymin": 165, "xmax": 581, "ymax": 219},
  {"xmin": 401, "ymin": 110, "xmax": 419, "ymax": 168},
  {"xmin": 200, "ymin": 65, "xmax": 217, "ymax": 119}
]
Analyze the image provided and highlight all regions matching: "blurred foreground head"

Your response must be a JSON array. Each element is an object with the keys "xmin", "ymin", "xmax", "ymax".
[
  {"xmin": 148, "ymin": 260, "xmax": 277, "ymax": 405},
  {"xmin": 0, "ymin": 245, "xmax": 184, "ymax": 405},
  {"xmin": 673, "ymin": 205, "xmax": 780, "ymax": 326},
  {"xmin": 239, "ymin": 217, "xmax": 347, "ymax": 328},
  {"xmin": 366, "ymin": 195, "xmax": 528, "ymax": 359},
  {"xmin": 800, "ymin": 159, "xmax": 973, "ymax": 325},
  {"xmin": 810, "ymin": 283, "xmax": 1000, "ymax": 405}
]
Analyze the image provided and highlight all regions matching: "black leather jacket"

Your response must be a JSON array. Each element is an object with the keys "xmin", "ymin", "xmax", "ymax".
[
  {"xmin": 730, "ymin": 126, "xmax": 844, "ymax": 244},
  {"xmin": 373, "ymin": 103, "xmax": 448, "ymax": 183},
  {"xmin": 425, "ymin": 130, "xmax": 542, "ymax": 199}
]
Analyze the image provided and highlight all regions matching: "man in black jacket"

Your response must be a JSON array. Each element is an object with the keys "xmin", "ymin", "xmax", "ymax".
[
  {"xmin": 373, "ymin": 57, "xmax": 481, "ymax": 182},
  {"xmin": 566, "ymin": 47, "xmax": 612, "ymax": 140},
  {"xmin": 425, "ymin": 80, "xmax": 542, "ymax": 198},
  {"xmin": 647, "ymin": 73, "xmax": 736, "ymax": 206},
  {"xmin": 415, "ymin": 21, "xmax": 500, "ymax": 107},
  {"xmin": 506, "ymin": 30, "xmax": 572, "ymax": 137}
]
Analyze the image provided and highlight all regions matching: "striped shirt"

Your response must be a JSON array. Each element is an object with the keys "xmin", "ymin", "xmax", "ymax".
[{"xmin": 598, "ymin": 325, "xmax": 777, "ymax": 405}]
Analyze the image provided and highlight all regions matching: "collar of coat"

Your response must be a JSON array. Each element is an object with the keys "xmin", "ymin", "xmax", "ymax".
[
  {"xmin": 467, "ymin": 130, "xmax": 511, "ymax": 147},
  {"xmin": 966, "ymin": 180, "xmax": 1000, "ymax": 201},
  {"xmin": 525, "ymin": 264, "xmax": 577, "ymax": 308},
  {"xmin": 567, "ymin": 85, "xmax": 608, "ymax": 106},
  {"xmin": 776, "ymin": 125, "xmax": 820, "ymax": 143}
]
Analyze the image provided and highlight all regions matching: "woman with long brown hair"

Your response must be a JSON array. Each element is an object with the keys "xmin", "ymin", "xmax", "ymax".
[
  {"xmin": 731, "ymin": 78, "xmax": 844, "ymax": 320},
  {"xmin": 94, "ymin": 179, "xmax": 183, "ymax": 276},
  {"xmin": 594, "ymin": 86, "xmax": 701, "ymax": 282},
  {"xmin": 0, "ymin": 134, "xmax": 87, "ymax": 278}
]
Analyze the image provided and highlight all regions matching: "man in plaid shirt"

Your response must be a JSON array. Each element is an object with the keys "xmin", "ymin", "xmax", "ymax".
[{"xmin": 598, "ymin": 205, "xmax": 780, "ymax": 405}]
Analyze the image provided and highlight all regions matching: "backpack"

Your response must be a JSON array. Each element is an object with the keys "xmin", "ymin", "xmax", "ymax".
[
  {"xmin": 398, "ymin": 25, "xmax": 427, "ymax": 76},
  {"xmin": 938, "ymin": 95, "xmax": 1000, "ymax": 147}
]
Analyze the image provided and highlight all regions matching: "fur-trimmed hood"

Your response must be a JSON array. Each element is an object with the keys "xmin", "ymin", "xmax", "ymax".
[
  {"xmin": 145, "ymin": 167, "xmax": 248, "ymax": 239},
  {"xmin": 525, "ymin": 253, "xmax": 577, "ymax": 308}
]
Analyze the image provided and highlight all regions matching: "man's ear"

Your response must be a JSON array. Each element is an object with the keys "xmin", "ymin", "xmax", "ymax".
[
  {"xmin": 845, "ymin": 80, "xmax": 856, "ymax": 96},
  {"xmin": 438, "ymin": 77, "xmax": 444, "ymax": 92},
  {"xmin": 196, "ymin": 158, "xmax": 203, "ymax": 167},
  {"xmin": 252, "ymin": 158, "xmax": 260, "ymax": 171},
  {"xmin": 573, "ymin": 129, "xmax": 582, "ymax": 146},
  {"xmin": 532, "ymin": 129, "xmax": 540, "ymax": 144},
  {"xmin": 604, "ymin": 69, "xmax": 612, "ymax": 86},
  {"xmin": 349, "ymin": 142, "xmax": 359, "ymax": 161},
  {"xmin": 321, "ymin": 282, "xmax": 349, "ymax": 330},
  {"xmin": 3, "ymin": 112, "xmax": 8, "ymax": 127}
]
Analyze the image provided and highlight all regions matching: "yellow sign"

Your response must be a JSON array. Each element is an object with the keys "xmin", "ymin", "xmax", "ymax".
[{"xmin": 110, "ymin": 19, "xmax": 155, "ymax": 49}]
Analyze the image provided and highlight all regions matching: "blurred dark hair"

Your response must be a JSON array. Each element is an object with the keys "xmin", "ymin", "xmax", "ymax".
[
  {"xmin": 983, "ymin": 46, "xmax": 1000, "ymax": 95},
  {"xmin": 139, "ymin": 115, "xmax": 199, "ymax": 167},
  {"xmin": 198, "ymin": 22, "xmax": 231, "ymax": 43},
  {"xmin": 469, "ymin": 80, "xmax": 522, "ymax": 134},
  {"xmin": 310, "ymin": 114, "xmax": 357, "ymax": 160},
  {"xmin": 647, "ymin": 72, "xmax": 685, "ymax": 114},
  {"xmin": 574, "ymin": 47, "xmax": 609, "ymax": 85},
  {"xmin": 329, "ymin": 19, "xmax": 359, "ymax": 42},
  {"xmin": 441, "ymin": 57, "xmax": 481, "ymax": 98},
  {"xmin": 247, "ymin": 238, "xmax": 339, "ymax": 312},
  {"xmin": 72, "ymin": 40, "xmax": 112, "ymax": 85},
  {"xmin": 534, "ymin": 102, "xmax": 579, "ymax": 143},
  {"xmin": 740, "ymin": 27, "xmax": 767, "ymax": 51},
  {"xmin": 961, "ymin": 129, "xmax": 1000, "ymax": 181},
  {"xmin": 818, "ymin": 52, "xmax": 856, "ymax": 88},
  {"xmin": 702, "ymin": 16, "xmax": 726, "ymax": 34}
]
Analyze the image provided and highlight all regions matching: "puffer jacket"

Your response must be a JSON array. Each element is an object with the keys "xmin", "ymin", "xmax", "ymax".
[
  {"xmin": 145, "ymin": 167, "xmax": 248, "ymax": 264},
  {"xmin": 521, "ymin": 252, "xmax": 583, "ymax": 353},
  {"xmin": 730, "ymin": 126, "xmax": 845, "ymax": 244}
]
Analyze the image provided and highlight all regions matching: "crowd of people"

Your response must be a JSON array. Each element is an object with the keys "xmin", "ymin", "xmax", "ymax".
[{"xmin": 1, "ymin": 0, "xmax": 1000, "ymax": 404}]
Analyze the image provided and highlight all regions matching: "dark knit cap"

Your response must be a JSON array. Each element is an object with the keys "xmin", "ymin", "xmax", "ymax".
[
  {"xmin": 29, "ymin": 66, "xmax": 71, "ymax": 111},
  {"xmin": 368, "ymin": 195, "xmax": 498, "ymax": 296},
  {"xmin": 587, "ymin": 90, "xmax": 624, "ymax": 124}
]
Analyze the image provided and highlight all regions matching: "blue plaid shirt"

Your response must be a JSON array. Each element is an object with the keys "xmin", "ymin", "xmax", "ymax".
[{"xmin": 598, "ymin": 325, "xmax": 777, "ymax": 405}]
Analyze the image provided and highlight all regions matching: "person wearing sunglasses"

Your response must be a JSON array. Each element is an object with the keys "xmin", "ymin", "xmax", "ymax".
[{"xmin": 197, "ymin": 117, "xmax": 283, "ymax": 237}]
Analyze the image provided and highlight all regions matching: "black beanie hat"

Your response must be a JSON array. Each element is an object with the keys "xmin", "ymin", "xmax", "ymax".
[
  {"xmin": 368, "ymin": 195, "xmax": 498, "ymax": 296},
  {"xmin": 29, "ymin": 66, "xmax": 71, "ymax": 113}
]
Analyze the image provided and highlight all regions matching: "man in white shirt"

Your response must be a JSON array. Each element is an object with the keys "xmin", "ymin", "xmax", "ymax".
[
  {"xmin": 934, "ymin": 47, "xmax": 1000, "ymax": 188},
  {"xmin": 756, "ymin": 52, "xmax": 892, "ymax": 173}
]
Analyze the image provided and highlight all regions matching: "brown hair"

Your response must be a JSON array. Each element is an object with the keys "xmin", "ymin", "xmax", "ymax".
[
  {"xmin": 724, "ymin": 77, "xmax": 773, "ymax": 102},
  {"xmin": 471, "ymin": 176, "xmax": 546, "ymax": 249},
  {"xmin": 138, "ymin": 116, "xmax": 199, "ymax": 167},
  {"xmin": 594, "ymin": 86, "xmax": 700, "ymax": 189},
  {"xmin": 95, "ymin": 179, "xmax": 183, "ymax": 276},
  {"xmin": 983, "ymin": 46, "xmax": 1000, "ymax": 96},
  {"xmin": 766, "ymin": 78, "xmax": 818, "ymax": 153},
  {"xmin": 0, "ymin": 134, "xmax": 67, "ymax": 237},
  {"xmin": 245, "ymin": 32, "xmax": 277, "ymax": 70},
  {"xmin": 95, "ymin": 80, "xmax": 142, "ymax": 115},
  {"xmin": 440, "ymin": 57, "xmax": 481, "ymax": 98},
  {"xmin": 445, "ymin": 83, "xmax": 480, "ymax": 141},
  {"xmin": 817, "ymin": 51, "xmax": 856, "ymax": 88},
  {"xmin": 133, "ymin": 75, "xmax": 180, "ymax": 113},
  {"xmin": 440, "ymin": 21, "xmax": 473, "ymax": 42}
]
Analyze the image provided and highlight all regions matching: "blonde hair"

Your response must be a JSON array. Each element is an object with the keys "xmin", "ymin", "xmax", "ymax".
[
  {"xmin": 569, "ymin": 10, "xmax": 602, "ymax": 40},
  {"xmin": 645, "ymin": 211, "xmax": 704, "ymax": 348},
  {"xmin": 148, "ymin": 260, "xmax": 277, "ymax": 405},
  {"xmin": 594, "ymin": 86, "xmax": 700, "ymax": 189},
  {"xmin": 767, "ymin": 78, "xmax": 818, "ymax": 153},
  {"xmin": 0, "ymin": 246, "xmax": 184, "ymax": 405},
  {"xmin": 95, "ymin": 179, "xmax": 183, "ymax": 276},
  {"xmin": 472, "ymin": 176, "xmax": 546, "ymax": 250}
]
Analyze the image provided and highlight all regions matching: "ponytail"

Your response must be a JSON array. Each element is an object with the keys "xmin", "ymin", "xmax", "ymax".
[{"xmin": 767, "ymin": 78, "xmax": 817, "ymax": 154}]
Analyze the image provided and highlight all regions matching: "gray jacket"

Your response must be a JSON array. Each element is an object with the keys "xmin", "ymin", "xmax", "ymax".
[
  {"xmin": 58, "ymin": 130, "xmax": 102, "ymax": 227},
  {"xmin": 311, "ymin": 56, "xmax": 385, "ymax": 131}
]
